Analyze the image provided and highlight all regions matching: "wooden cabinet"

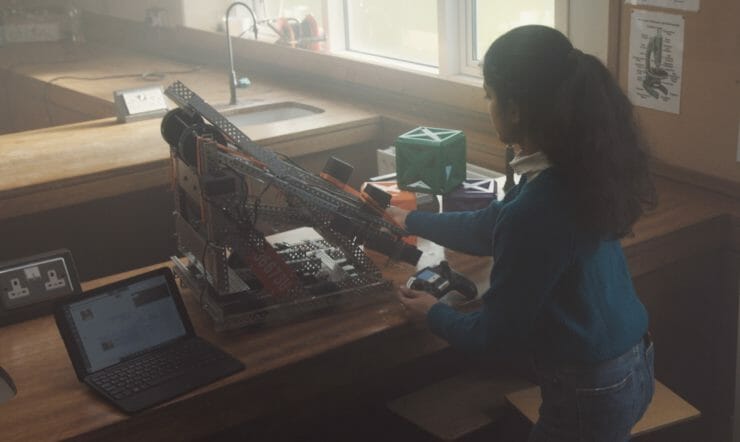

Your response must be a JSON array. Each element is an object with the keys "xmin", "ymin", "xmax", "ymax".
[
  {"xmin": 634, "ymin": 246, "xmax": 738, "ymax": 442},
  {"xmin": 0, "ymin": 185, "xmax": 175, "ymax": 281}
]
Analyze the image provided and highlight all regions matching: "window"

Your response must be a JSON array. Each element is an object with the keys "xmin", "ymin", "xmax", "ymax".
[
  {"xmin": 330, "ymin": 0, "xmax": 567, "ymax": 76},
  {"xmin": 471, "ymin": 0, "xmax": 557, "ymax": 61},
  {"xmin": 186, "ymin": 1, "xmax": 607, "ymax": 79},
  {"xmin": 343, "ymin": 0, "xmax": 438, "ymax": 67}
]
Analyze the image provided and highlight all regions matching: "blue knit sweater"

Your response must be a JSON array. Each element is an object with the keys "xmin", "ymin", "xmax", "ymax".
[{"xmin": 406, "ymin": 168, "xmax": 648, "ymax": 365}]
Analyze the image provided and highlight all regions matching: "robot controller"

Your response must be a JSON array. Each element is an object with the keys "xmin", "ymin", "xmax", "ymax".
[{"xmin": 406, "ymin": 261, "xmax": 478, "ymax": 302}]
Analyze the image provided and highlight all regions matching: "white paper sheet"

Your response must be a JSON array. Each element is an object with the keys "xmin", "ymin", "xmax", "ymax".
[
  {"xmin": 626, "ymin": 0, "xmax": 699, "ymax": 12},
  {"xmin": 627, "ymin": 10, "xmax": 685, "ymax": 114}
]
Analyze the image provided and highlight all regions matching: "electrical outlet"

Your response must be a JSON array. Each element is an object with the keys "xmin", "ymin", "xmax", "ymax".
[
  {"xmin": 6, "ymin": 278, "xmax": 30, "ymax": 300},
  {"xmin": 0, "ymin": 250, "xmax": 80, "ymax": 320},
  {"xmin": 44, "ymin": 269, "xmax": 67, "ymax": 291}
]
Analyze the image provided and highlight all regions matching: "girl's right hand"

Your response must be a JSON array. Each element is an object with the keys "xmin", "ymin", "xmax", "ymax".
[{"xmin": 396, "ymin": 285, "xmax": 438, "ymax": 321}]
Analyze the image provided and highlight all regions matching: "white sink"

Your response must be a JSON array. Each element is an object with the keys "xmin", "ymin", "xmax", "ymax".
[{"xmin": 223, "ymin": 102, "xmax": 323, "ymax": 126}]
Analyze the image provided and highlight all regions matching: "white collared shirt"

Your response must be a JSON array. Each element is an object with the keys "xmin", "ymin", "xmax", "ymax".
[{"xmin": 509, "ymin": 151, "xmax": 552, "ymax": 182}]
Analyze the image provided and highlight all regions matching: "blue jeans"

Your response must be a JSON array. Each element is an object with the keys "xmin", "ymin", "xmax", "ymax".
[{"xmin": 528, "ymin": 336, "xmax": 655, "ymax": 442}]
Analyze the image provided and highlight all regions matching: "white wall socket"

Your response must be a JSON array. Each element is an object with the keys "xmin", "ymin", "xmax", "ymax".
[
  {"xmin": 6, "ymin": 279, "xmax": 30, "ymax": 300},
  {"xmin": 44, "ymin": 270, "xmax": 67, "ymax": 291}
]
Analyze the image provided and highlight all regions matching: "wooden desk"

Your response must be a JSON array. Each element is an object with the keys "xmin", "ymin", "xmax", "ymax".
[
  {"xmin": 0, "ymin": 250, "xmax": 491, "ymax": 442},
  {"xmin": 0, "ymin": 178, "xmax": 736, "ymax": 441}
]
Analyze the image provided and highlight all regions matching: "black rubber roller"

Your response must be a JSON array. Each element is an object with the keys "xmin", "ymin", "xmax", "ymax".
[{"xmin": 161, "ymin": 108, "xmax": 203, "ymax": 147}]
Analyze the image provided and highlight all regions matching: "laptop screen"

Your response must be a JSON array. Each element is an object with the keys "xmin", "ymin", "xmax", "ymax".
[{"xmin": 60, "ymin": 273, "xmax": 188, "ymax": 373}]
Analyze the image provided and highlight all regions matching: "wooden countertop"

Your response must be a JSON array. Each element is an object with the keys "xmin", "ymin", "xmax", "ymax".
[
  {"xmin": 0, "ymin": 42, "xmax": 381, "ymax": 218},
  {"xmin": 0, "ymin": 195, "xmax": 734, "ymax": 441},
  {"xmin": 0, "ymin": 251, "xmax": 459, "ymax": 441}
]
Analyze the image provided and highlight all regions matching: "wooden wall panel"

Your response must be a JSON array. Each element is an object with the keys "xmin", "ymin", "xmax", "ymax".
[
  {"xmin": 0, "ymin": 186, "xmax": 175, "ymax": 281},
  {"xmin": 618, "ymin": 1, "xmax": 740, "ymax": 185}
]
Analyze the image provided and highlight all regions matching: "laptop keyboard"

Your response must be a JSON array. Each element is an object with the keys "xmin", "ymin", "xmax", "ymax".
[{"xmin": 88, "ymin": 339, "xmax": 230, "ymax": 400}]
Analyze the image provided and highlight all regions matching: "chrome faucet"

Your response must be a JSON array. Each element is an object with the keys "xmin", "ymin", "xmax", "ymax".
[{"xmin": 225, "ymin": 2, "xmax": 258, "ymax": 105}]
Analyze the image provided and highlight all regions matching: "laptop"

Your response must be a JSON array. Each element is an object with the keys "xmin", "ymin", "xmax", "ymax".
[{"xmin": 54, "ymin": 267, "xmax": 245, "ymax": 414}]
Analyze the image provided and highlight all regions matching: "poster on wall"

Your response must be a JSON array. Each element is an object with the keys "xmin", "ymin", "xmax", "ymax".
[
  {"xmin": 628, "ymin": 10, "xmax": 685, "ymax": 114},
  {"xmin": 626, "ymin": 0, "xmax": 700, "ymax": 12}
]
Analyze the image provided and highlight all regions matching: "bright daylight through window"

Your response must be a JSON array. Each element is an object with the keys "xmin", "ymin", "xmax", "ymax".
[
  {"xmin": 207, "ymin": 1, "xmax": 595, "ymax": 78},
  {"xmin": 344, "ymin": 0, "xmax": 439, "ymax": 67},
  {"xmin": 473, "ymin": 0, "xmax": 555, "ymax": 61}
]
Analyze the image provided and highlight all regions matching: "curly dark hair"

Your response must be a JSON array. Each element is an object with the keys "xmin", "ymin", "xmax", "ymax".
[{"xmin": 483, "ymin": 25, "xmax": 657, "ymax": 239}]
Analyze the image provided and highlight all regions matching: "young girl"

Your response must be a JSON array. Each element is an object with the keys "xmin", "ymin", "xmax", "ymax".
[{"xmin": 389, "ymin": 25, "xmax": 657, "ymax": 441}]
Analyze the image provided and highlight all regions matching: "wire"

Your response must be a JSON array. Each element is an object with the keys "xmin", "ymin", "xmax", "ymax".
[
  {"xmin": 252, "ymin": 181, "xmax": 273, "ymax": 226},
  {"xmin": 198, "ymin": 239, "xmax": 213, "ymax": 309},
  {"xmin": 238, "ymin": 175, "xmax": 250, "ymax": 219},
  {"xmin": 237, "ymin": 24, "xmax": 259, "ymax": 39}
]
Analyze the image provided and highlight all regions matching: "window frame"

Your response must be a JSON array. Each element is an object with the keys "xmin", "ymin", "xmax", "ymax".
[
  {"xmin": 318, "ymin": 0, "xmax": 605, "ymax": 80},
  {"xmin": 457, "ymin": 0, "xmax": 570, "ymax": 77}
]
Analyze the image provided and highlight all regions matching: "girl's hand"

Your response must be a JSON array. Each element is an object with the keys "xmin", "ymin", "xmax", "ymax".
[
  {"xmin": 396, "ymin": 286, "xmax": 438, "ymax": 321},
  {"xmin": 386, "ymin": 206, "xmax": 410, "ymax": 229}
]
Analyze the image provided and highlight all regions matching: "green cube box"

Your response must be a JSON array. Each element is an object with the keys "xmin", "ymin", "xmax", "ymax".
[{"xmin": 395, "ymin": 127, "xmax": 466, "ymax": 194}]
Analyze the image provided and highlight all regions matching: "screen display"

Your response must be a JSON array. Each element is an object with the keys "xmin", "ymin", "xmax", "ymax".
[
  {"xmin": 416, "ymin": 269, "xmax": 439, "ymax": 282},
  {"xmin": 62, "ymin": 274, "xmax": 187, "ymax": 373}
]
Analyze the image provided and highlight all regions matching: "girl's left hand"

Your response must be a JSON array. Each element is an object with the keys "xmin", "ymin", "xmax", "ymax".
[
  {"xmin": 396, "ymin": 286, "xmax": 438, "ymax": 321},
  {"xmin": 386, "ymin": 206, "xmax": 410, "ymax": 229}
]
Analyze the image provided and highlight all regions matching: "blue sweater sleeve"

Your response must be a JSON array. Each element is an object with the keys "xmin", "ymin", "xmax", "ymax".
[
  {"xmin": 426, "ymin": 200, "xmax": 573, "ymax": 356},
  {"xmin": 405, "ymin": 201, "xmax": 503, "ymax": 256}
]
